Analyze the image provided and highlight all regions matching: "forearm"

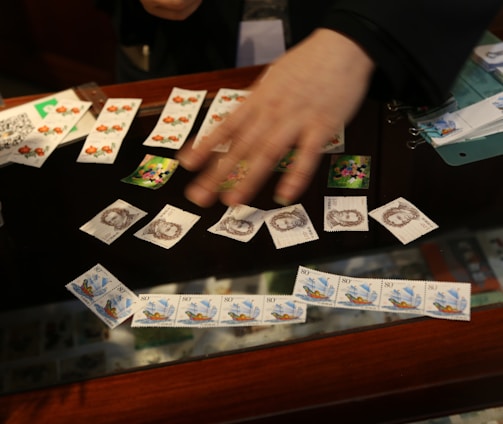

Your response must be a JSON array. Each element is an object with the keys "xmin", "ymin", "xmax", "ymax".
[{"xmin": 320, "ymin": 1, "xmax": 503, "ymax": 106}]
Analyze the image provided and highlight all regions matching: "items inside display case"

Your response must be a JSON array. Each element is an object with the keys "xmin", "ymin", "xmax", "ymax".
[{"xmin": 1, "ymin": 226, "xmax": 502, "ymax": 396}]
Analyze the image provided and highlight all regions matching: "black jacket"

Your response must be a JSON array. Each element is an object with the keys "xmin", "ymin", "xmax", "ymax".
[{"xmin": 98, "ymin": 0, "xmax": 503, "ymax": 106}]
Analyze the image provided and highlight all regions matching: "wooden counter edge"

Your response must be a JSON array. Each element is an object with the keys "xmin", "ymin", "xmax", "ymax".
[
  {"xmin": 1, "ymin": 305, "xmax": 502, "ymax": 424},
  {"xmin": 0, "ymin": 66, "xmax": 266, "ymax": 111}
]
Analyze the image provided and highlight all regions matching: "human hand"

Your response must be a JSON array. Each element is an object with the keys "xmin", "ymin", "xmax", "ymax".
[
  {"xmin": 139, "ymin": 0, "xmax": 202, "ymax": 20},
  {"xmin": 176, "ymin": 29, "xmax": 375, "ymax": 207}
]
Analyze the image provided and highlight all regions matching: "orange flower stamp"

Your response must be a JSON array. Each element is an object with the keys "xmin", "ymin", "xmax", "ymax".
[{"xmin": 143, "ymin": 87, "xmax": 207, "ymax": 150}]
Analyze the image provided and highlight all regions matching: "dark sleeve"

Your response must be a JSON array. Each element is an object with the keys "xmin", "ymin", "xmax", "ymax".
[
  {"xmin": 95, "ymin": 0, "xmax": 158, "ymax": 46},
  {"xmin": 319, "ymin": 1, "xmax": 503, "ymax": 106},
  {"xmin": 95, "ymin": 0, "xmax": 242, "ymax": 75}
]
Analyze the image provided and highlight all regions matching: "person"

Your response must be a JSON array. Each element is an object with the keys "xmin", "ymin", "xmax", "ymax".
[
  {"xmin": 100, "ymin": 0, "xmax": 503, "ymax": 208},
  {"xmin": 96, "ymin": 0, "xmax": 245, "ymax": 81}
]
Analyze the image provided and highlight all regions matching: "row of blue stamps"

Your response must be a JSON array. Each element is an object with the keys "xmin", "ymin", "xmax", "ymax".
[
  {"xmin": 66, "ymin": 263, "xmax": 471, "ymax": 330},
  {"xmin": 293, "ymin": 265, "xmax": 471, "ymax": 321},
  {"xmin": 66, "ymin": 264, "xmax": 307, "ymax": 329},
  {"xmin": 131, "ymin": 294, "xmax": 306, "ymax": 328}
]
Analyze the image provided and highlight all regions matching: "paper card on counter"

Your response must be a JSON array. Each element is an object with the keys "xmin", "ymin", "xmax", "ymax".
[
  {"xmin": 76, "ymin": 98, "xmax": 141, "ymax": 164},
  {"xmin": 143, "ymin": 87, "xmax": 207, "ymax": 149},
  {"xmin": 80, "ymin": 199, "xmax": 147, "ymax": 245},
  {"xmin": 208, "ymin": 204, "xmax": 265, "ymax": 242},
  {"xmin": 8, "ymin": 100, "xmax": 92, "ymax": 168},
  {"xmin": 324, "ymin": 196, "xmax": 369, "ymax": 232},
  {"xmin": 0, "ymin": 89, "xmax": 95, "ymax": 167},
  {"xmin": 369, "ymin": 197, "xmax": 438, "ymax": 245},
  {"xmin": 134, "ymin": 204, "xmax": 200, "ymax": 249},
  {"xmin": 264, "ymin": 204, "xmax": 318, "ymax": 249}
]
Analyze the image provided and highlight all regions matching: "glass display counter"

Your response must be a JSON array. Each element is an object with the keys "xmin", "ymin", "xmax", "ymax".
[{"xmin": 0, "ymin": 66, "xmax": 502, "ymax": 423}]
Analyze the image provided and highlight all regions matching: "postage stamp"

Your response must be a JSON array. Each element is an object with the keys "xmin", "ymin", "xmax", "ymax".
[
  {"xmin": 80, "ymin": 199, "xmax": 147, "ymax": 245},
  {"xmin": 369, "ymin": 197, "xmax": 438, "ymax": 244},
  {"xmin": 208, "ymin": 204, "xmax": 266, "ymax": 242},
  {"xmin": 264, "ymin": 204, "xmax": 319, "ymax": 249},
  {"xmin": 134, "ymin": 204, "xmax": 200, "ymax": 249},
  {"xmin": 66, "ymin": 264, "xmax": 141, "ymax": 329},
  {"xmin": 324, "ymin": 196, "xmax": 369, "ymax": 232}
]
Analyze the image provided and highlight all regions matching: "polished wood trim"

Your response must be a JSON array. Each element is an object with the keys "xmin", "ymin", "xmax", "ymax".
[
  {"xmin": 1, "ymin": 66, "xmax": 266, "ymax": 110},
  {"xmin": 1, "ymin": 306, "xmax": 502, "ymax": 424}
]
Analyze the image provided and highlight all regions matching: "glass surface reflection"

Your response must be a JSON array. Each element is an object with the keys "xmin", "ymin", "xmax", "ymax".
[{"xmin": 2, "ymin": 224, "xmax": 502, "ymax": 395}]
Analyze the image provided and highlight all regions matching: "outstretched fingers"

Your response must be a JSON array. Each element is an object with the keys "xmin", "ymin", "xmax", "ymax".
[{"xmin": 274, "ymin": 125, "xmax": 334, "ymax": 205}]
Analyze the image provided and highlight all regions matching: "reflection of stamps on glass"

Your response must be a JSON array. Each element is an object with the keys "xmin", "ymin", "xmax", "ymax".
[
  {"xmin": 324, "ymin": 196, "xmax": 368, "ymax": 232},
  {"xmin": 9, "ymin": 361, "xmax": 58, "ymax": 391},
  {"xmin": 369, "ymin": 197, "xmax": 438, "ymax": 245},
  {"xmin": 264, "ymin": 204, "xmax": 318, "ymax": 249},
  {"xmin": 60, "ymin": 351, "xmax": 106, "ymax": 382},
  {"xmin": 134, "ymin": 204, "xmax": 200, "ymax": 249},
  {"xmin": 80, "ymin": 199, "xmax": 147, "ymax": 245},
  {"xmin": 208, "ymin": 204, "xmax": 265, "ymax": 242}
]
